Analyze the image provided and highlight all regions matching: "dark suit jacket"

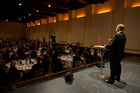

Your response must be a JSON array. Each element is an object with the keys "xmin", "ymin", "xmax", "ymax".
[{"xmin": 105, "ymin": 31, "xmax": 126, "ymax": 59}]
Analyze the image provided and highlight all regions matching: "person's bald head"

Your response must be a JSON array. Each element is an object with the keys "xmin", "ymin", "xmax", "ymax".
[{"xmin": 116, "ymin": 24, "xmax": 124, "ymax": 32}]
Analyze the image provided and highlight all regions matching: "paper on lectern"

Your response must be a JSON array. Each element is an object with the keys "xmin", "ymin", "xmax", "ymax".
[{"xmin": 94, "ymin": 45, "xmax": 104, "ymax": 48}]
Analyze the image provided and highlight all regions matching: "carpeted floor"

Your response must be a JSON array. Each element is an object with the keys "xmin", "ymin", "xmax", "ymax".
[{"xmin": 5, "ymin": 55, "xmax": 140, "ymax": 93}]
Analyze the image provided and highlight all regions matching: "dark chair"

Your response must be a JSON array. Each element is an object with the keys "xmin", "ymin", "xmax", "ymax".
[{"xmin": 35, "ymin": 68, "xmax": 44, "ymax": 78}]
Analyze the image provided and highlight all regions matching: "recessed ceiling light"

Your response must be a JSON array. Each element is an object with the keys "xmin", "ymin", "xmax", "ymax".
[
  {"xmin": 18, "ymin": 2, "xmax": 22, "ymax": 6},
  {"xmin": 48, "ymin": 4, "xmax": 51, "ymax": 7},
  {"xmin": 29, "ymin": 13, "xmax": 31, "ymax": 16},
  {"xmin": 36, "ymin": 9, "xmax": 39, "ymax": 12},
  {"xmin": 19, "ymin": 18, "xmax": 21, "ymax": 20},
  {"xmin": 6, "ymin": 19, "xmax": 8, "ymax": 22}
]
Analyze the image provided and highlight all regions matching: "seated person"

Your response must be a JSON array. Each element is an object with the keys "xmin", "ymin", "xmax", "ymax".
[
  {"xmin": 1, "ymin": 49, "xmax": 10, "ymax": 63},
  {"xmin": 11, "ymin": 51, "xmax": 19, "ymax": 60},
  {"xmin": 31, "ymin": 50, "xmax": 37, "ymax": 58},
  {"xmin": 83, "ymin": 48, "xmax": 93, "ymax": 64},
  {"xmin": 41, "ymin": 54, "xmax": 50, "ymax": 74},
  {"xmin": 0, "ymin": 58, "xmax": 8, "ymax": 86},
  {"xmin": 6, "ymin": 60, "xmax": 18, "ymax": 84},
  {"xmin": 17, "ymin": 48, "xmax": 25, "ymax": 59},
  {"xmin": 51, "ymin": 50, "xmax": 57, "ymax": 72},
  {"xmin": 53, "ymin": 54, "xmax": 63, "ymax": 72},
  {"xmin": 29, "ymin": 57, "xmax": 44, "ymax": 78}
]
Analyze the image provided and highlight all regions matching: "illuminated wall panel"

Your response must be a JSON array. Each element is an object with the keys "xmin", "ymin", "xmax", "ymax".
[
  {"xmin": 76, "ymin": 7, "xmax": 86, "ymax": 18},
  {"xmin": 95, "ymin": 0, "xmax": 114, "ymax": 14},
  {"xmin": 97, "ymin": 9, "xmax": 112, "ymax": 14},
  {"xmin": 63, "ymin": 13, "xmax": 69, "ymax": 20},
  {"xmin": 41, "ymin": 18, "xmax": 47, "ymax": 24},
  {"xmin": 48, "ymin": 16, "xmax": 56, "ymax": 23},
  {"xmin": 58, "ymin": 13, "xmax": 69, "ymax": 21},
  {"xmin": 127, "ymin": 0, "xmax": 140, "ymax": 8},
  {"xmin": 27, "ymin": 23, "xmax": 31, "ymax": 27},
  {"xmin": 35, "ymin": 20, "xmax": 40, "ymax": 26},
  {"xmin": 72, "ymin": 7, "xmax": 86, "ymax": 19},
  {"xmin": 58, "ymin": 14, "xmax": 63, "ymax": 21},
  {"xmin": 31, "ymin": 22, "xmax": 35, "ymax": 27}
]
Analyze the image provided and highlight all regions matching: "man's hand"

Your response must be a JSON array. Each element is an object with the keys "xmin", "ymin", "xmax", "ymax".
[
  {"xmin": 108, "ymin": 38, "xmax": 112, "ymax": 43},
  {"xmin": 104, "ymin": 45, "xmax": 106, "ymax": 49}
]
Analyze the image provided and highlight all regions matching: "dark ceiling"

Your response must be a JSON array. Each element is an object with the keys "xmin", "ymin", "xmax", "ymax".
[{"xmin": 0, "ymin": 0, "xmax": 108, "ymax": 23}]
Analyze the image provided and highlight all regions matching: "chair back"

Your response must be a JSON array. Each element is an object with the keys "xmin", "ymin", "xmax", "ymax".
[
  {"xmin": 35, "ymin": 68, "xmax": 44, "ymax": 78},
  {"xmin": 74, "ymin": 61, "xmax": 82, "ymax": 67}
]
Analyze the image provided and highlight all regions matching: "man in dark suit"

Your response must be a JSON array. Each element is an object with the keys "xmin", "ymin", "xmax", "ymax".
[{"xmin": 104, "ymin": 24, "xmax": 126, "ymax": 84}]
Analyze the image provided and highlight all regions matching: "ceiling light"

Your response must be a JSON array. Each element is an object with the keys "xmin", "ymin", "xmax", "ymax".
[
  {"xmin": 6, "ymin": 19, "xmax": 8, "ymax": 22},
  {"xmin": 36, "ymin": 9, "xmax": 39, "ymax": 12},
  {"xmin": 19, "ymin": 18, "xmax": 21, "ymax": 20},
  {"xmin": 48, "ymin": 4, "xmax": 51, "ymax": 8},
  {"xmin": 23, "ymin": 16, "xmax": 26, "ymax": 18},
  {"xmin": 18, "ymin": 2, "xmax": 22, "ymax": 6},
  {"xmin": 29, "ymin": 13, "xmax": 31, "ymax": 16}
]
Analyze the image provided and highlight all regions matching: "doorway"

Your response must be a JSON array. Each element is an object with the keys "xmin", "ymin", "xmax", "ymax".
[{"xmin": 49, "ymin": 32, "xmax": 56, "ymax": 43}]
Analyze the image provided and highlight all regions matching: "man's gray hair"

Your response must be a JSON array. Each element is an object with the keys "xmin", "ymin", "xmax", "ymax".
[{"xmin": 117, "ymin": 24, "xmax": 124, "ymax": 31}]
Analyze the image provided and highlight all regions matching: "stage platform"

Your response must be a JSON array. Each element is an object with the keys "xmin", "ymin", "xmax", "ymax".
[{"xmin": 5, "ymin": 55, "xmax": 140, "ymax": 93}]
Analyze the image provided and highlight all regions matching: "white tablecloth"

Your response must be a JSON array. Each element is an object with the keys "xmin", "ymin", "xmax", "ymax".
[{"xmin": 6, "ymin": 59, "xmax": 37, "ymax": 71}]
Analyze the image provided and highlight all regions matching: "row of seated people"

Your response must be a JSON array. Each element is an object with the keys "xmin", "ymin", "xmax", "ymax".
[{"xmin": 0, "ymin": 39, "xmax": 108, "ymax": 87}]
